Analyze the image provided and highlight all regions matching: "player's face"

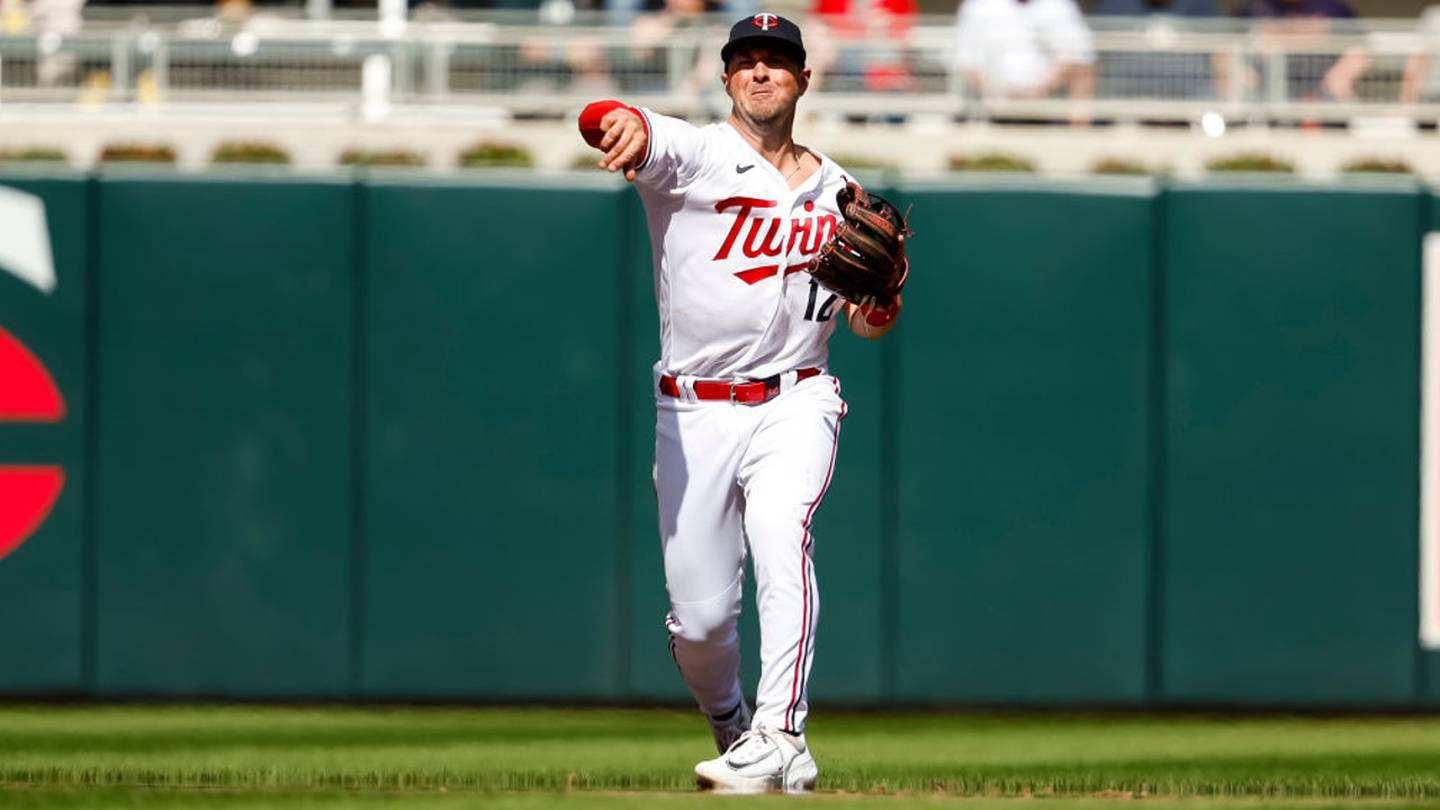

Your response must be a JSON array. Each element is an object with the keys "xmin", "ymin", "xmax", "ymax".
[{"xmin": 722, "ymin": 46, "xmax": 810, "ymax": 125}]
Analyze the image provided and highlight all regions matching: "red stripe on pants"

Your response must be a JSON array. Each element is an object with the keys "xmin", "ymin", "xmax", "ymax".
[{"xmin": 785, "ymin": 380, "xmax": 845, "ymax": 731}]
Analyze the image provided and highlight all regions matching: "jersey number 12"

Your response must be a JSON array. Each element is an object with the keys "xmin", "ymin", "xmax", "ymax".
[{"xmin": 804, "ymin": 279, "xmax": 839, "ymax": 322}]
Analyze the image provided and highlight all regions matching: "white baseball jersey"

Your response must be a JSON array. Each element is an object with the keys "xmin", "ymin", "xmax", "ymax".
[{"xmin": 631, "ymin": 108, "xmax": 853, "ymax": 381}]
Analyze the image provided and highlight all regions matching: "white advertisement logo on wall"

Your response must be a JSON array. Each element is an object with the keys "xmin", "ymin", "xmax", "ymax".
[{"xmin": 1422, "ymin": 232, "xmax": 1440, "ymax": 649}]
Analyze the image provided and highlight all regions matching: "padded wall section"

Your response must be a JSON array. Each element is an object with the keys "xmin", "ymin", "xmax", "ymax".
[
  {"xmin": 361, "ymin": 177, "xmax": 623, "ymax": 698},
  {"xmin": 894, "ymin": 181, "xmax": 1155, "ymax": 703},
  {"xmin": 1161, "ymin": 183, "xmax": 1422, "ymax": 705},
  {"xmin": 94, "ymin": 176, "xmax": 354, "ymax": 696},
  {"xmin": 0, "ymin": 174, "xmax": 91, "ymax": 692}
]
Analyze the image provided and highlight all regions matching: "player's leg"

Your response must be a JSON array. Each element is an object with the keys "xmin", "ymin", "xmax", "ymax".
[
  {"xmin": 738, "ymin": 375, "xmax": 845, "ymax": 736},
  {"xmin": 655, "ymin": 398, "xmax": 750, "ymax": 734},
  {"xmin": 692, "ymin": 375, "xmax": 843, "ymax": 793}
]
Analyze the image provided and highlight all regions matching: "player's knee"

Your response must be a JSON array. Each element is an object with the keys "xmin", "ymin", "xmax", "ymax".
[{"xmin": 667, "ymin": 594, "xmax": 740, "ymax": 645}]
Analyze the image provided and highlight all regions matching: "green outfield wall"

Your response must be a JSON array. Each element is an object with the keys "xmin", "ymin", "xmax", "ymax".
[
  {"xmin": 1160, "ymin": 182, "xmax": 1424, "ymax": 705},
  {"xmin": 93, "ymin": 177, "xmax": 356, "ymax": 696},
  {"xmin": 0, "ymin": 170, "xmax": 1430, "ymax": 706},
  {"xmin": 0, "ymin": 174, "xmax": 91, "ymax": 693}
]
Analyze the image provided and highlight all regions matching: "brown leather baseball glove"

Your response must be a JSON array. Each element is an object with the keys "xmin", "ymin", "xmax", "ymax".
[{"xmin": 807, "ymin": 181, "xmax": 911, "ymax": 306}]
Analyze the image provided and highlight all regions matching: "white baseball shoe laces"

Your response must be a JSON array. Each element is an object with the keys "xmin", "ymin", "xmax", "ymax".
[{"xmin": 694, "ymin": 721, "xmax": 819, "ymax": 794}]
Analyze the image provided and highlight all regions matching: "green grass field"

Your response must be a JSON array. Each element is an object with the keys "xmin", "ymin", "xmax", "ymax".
[{"xmin": 3, "ymin": 706, "xmax": 1440, "ymax": 808}]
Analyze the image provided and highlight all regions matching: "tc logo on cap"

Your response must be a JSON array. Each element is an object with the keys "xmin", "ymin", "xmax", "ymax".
[{"xmin": 751, "ymin": 13, "xmax": 779, "ymax": 29}]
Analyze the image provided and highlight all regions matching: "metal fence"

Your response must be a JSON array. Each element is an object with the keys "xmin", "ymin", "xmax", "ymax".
[{"xmin": 1, "ymin": 12, "xmax": 1439, "ymax": 124}]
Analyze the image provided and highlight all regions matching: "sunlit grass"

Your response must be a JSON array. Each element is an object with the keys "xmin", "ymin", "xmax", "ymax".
[{"xmin": 2, "ymin": 706, "xmax": 1439, "ymax": 805}]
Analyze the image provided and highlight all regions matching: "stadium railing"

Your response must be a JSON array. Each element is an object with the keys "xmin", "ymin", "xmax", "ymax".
[{"xmin": 0, "ymin": 12, "xmax": 1437, "ymax": 126}]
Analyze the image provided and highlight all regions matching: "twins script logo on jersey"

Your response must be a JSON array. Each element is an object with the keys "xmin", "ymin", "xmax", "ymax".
[
  {"xmin": 751, "ymin": 13, "xmax": 779, "ymax": 29},
  {"xmin": 712, "ymin": 196, "xmax": 837, "ymax": 286}
]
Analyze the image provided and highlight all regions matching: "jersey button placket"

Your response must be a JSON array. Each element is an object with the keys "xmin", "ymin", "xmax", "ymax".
[
  {"xmin": 772, "ymin": 179, "xmax": 797, "ymax": 307},
  {"xmin": 790, "ymin": 195, "xmax": 817, "ymax": 268},
  {"xmin": 789, "ymin": 170, "xmax": 825, "ymax": 278}
]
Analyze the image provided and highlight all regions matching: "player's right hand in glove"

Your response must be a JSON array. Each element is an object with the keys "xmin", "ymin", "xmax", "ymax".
[
  {"xmin": 579, "ymin": 100, "xmax": 649, "ymax": 182},
  {"xmin": 808, "ymin": 181, "xmax": 911, "ymax": 325}
]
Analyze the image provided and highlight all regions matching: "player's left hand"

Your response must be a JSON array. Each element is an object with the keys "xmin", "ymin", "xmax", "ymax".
[{"xmin": 808, "ymin": 182, "xmax": 911, "ymax": 307}]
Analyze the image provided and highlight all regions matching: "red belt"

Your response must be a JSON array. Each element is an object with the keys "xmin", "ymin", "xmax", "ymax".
[{"xmin": 659, "ymin": 368, "xmax": 821, "ymax": 405}]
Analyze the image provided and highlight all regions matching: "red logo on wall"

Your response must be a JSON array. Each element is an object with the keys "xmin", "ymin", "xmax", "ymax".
[
  {"xmin": 0, "ymin": 326, "xmax": 65, "ymax": 561},
  {"xmin": 0, "ymin": 185, "xmax": 64, "ymax": 563}
]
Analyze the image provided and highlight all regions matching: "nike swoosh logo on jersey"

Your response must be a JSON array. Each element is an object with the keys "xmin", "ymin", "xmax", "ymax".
[{"xmin": 736, "ymin": 164, "xmax": 755, "ymax": 173}]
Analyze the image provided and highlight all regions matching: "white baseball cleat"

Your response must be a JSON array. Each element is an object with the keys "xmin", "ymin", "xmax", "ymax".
[
  {"xmin": 706, "ymin": 701, "xmax": 752, "ymax": 754},
  {"xmin": 694, "ymin": 722, "xmax": 818, "ymax": 794}
]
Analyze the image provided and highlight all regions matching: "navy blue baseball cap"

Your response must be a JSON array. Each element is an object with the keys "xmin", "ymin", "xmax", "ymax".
[{"xmin": 721, "ymin": 13, "xmax": 806, "ymax": 68}]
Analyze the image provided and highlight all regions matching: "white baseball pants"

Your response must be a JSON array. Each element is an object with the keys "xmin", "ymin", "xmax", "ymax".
[{"xmin": 654, "ymin": 373, "xmax": 846, "ymax": 735}]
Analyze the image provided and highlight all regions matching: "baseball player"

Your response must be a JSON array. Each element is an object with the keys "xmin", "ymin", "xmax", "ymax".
[{"xmin": 579, "ymin": 13, "xmax": 905, "ymax": 794}]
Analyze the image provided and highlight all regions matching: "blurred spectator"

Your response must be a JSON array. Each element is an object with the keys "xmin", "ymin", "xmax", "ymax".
[
  {"xmin": 504, "ymin": 0, "xmax": 717, "ymax": 96},
  {"xmin": 1235, "ymin": 0, "xmax": 1368, "ymax": 102},
  {"xmin": 32, "ymin": 0, "xmax": 83, "ymax": 38},
  {"xmin": 607, "ymin": 0, "xmax": 747, "ymax": 29},
  {"xmin": 216, "ymin": 0, "xmax": 251, "ymax": 23},
  {"xmin": 515, "ymin": 34, "xmax": 619, "ymax": 94},
  {"xmin": 33, "ymin": 0, "xmax": 83, "ymax": 37},
  {"xmin": 1, "ymin": 0, "xmax": 28, "ymax": 33},
  {"xmin": 952, "ymin": 0, "xmax": 1095, "ymax": 114},
  {"xmin": 23, "ymin": 0, "xmax": 86, "ymax": 86},
  {"xmin": 617, "ymin": 0, "xmax": 720, "ymax": 96},
  {"xmin": 1096, "ymin": 0, "xmax": 1215, "ymax": 18},
  {"xmin": 1400, "ymin": 5, "xmax": 1440, "ymax": 104},
  {"xmin": 809, "ymin": 0, "xmax": 919, "ymax": 94},
  {"xmin": 1093, "ymin": 0, "xmax": 1225, "ymax": 102}
]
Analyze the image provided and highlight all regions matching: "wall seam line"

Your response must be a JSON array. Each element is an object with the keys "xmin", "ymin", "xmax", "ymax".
[
  {"xmin": 879, "ymin": 183, "xmax": 903, "ymax": 700},
  {"xmin": 348, "ymin": 174, "xmax": 369, "ymax": 697},
  {"xmin": 81, "ymin": 172, "xmax": 102, "ymax": 695},
  {"xmin": 1145, "ymin": 182, "xmax": 1169, "ymax": 705},
  {"xmin": 614, "ymin": 185, "xmax": 636, "ymax": 697}
]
